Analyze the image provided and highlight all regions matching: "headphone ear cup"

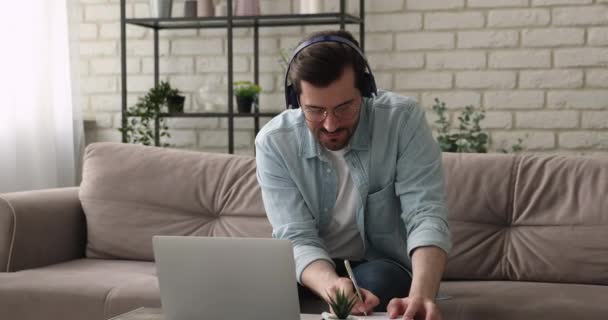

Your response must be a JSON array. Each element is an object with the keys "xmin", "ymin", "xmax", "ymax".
[
  {"xmin": 285, "ymin": 84, "xmax": 299, "ymax": 109},
  {"xmin": 360, "ymin": 73, "xmax": 375, "ymax": 98}
]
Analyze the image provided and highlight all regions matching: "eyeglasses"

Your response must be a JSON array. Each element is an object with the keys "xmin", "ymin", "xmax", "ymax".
[{"xmin": 301, "ymin": 100, "xmax": 360, "ymax": 123}]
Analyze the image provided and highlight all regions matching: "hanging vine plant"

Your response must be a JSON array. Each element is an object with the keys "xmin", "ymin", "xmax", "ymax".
[{"xmin": 119, "ymin": 81, "xmax": 181, "ymax": 147}]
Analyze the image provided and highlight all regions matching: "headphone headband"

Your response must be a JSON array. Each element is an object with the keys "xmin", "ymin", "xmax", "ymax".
[{"xmin": 284, "ymin": 35, "xmax": 377, "ymax": 109}]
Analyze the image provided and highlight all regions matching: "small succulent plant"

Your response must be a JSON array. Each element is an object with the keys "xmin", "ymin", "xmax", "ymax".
[{"xmin": 327, "ymin": 289, "xmax": 357, "ymax": 319}]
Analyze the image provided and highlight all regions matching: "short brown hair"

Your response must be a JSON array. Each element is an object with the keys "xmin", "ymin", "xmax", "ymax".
[{"xmin": 287, "ymin": 30, "xmax": 367, "ymax": 96}]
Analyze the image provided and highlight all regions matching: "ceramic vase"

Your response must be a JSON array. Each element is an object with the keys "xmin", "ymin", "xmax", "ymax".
[
  {"xmin": 150, "ymin": 0, "xmax": 173, "ymax": 18},
  {"xmin": 300, "ymin": 0, "xmax": 323, "ymax": 14},
  {"xmin": 233, "ymin": 0, "xmax": 260, "ymax": 16},
  {"xmin": 198, "ymin": 0, "xmax": 214, "ymax": 17},
  {"xmin": 184, "ymin": 0, "xmax": 197, "ymax": 17}
]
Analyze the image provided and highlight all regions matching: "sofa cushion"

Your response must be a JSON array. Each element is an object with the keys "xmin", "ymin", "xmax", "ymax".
[
  {"xmin": 443, "ymin": 153, "xmax": 608, "ymax": 285},
  {"xmin": 79, "ymin": 142, "xmax": 272, "ymax": 260},
  {"xmin": 0, "ymin": 259, "xmax": 159, "ymax": 320},
  {"xmin": 438, "ymin": 280, "xmax": 608, "ymax": 320},
  {"xmin": 442, "ymin": 153, "xmax": 514, "ymax": 281}
]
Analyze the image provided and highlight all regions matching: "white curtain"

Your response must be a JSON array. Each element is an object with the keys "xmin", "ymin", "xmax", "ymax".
[{"xmin": 0, "ymin": 1, "xmax": 84, "ymax": 193}]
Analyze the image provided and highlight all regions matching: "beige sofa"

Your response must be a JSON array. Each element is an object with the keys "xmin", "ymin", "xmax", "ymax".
[{"xmin": 1, "ymin": 142, "xmax": 607, "ymax": 320}]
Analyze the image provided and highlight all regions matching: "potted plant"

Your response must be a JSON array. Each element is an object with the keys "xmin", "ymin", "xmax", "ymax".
[
  {"xmin": 233, "ymin": 81, "xmax": 261, "ymax": 113},
  {"xmin": 118, "ymin": 81, "xmax": 182, "ymax": 146},
  {"xmin": 167, "ymin": 92, "xmax": 185, "ymax": 114},
  {"xmin": 321, "ymin": 289, "xmax": 359, "ymax": 320},
  {"xmin": 432, "ymin": 98, "xmax": 527, "ymax": 153}
]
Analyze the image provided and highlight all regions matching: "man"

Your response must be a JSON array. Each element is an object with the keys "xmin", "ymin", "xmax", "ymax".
[{"xmin": 255, "ymin": 30, "xmax": 451, "ymax": 320}]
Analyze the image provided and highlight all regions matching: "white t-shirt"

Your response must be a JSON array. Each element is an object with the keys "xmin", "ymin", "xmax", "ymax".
[{"xmin": 320, "ymin": 147, "xmax": 365, "ymax": 260}]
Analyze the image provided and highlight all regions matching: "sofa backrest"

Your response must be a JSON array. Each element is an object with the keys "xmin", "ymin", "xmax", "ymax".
[
  {"xmin": 80, "ymin": 142, "xmax": 271, "ymax": 261},
  {"xmin": 81, "ymin": 143, "xmax": 608, "ymax": 285},
  {"xmin": 442, "ymin": 152, "xmax": 608, "ymax": 285}
]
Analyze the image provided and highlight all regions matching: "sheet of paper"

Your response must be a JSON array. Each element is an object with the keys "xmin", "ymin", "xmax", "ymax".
[{"xmin": 360, "ymin": 312, "xmax": 391, "ymax": 319}]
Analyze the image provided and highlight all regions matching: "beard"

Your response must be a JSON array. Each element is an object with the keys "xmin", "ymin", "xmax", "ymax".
[{"xmin": 317, "ymin": 128, "xmax": 352, "ymax": 151}]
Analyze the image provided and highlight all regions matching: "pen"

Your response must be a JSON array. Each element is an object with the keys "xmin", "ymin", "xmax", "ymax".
[{"xmin": 344, "ymin": 260, "xmax": 367, "ymax": 317}]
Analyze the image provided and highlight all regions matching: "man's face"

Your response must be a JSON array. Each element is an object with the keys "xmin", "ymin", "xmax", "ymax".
[{"xmin": 298, "ymin": 67, "xmax": 362, "ymax": 151}]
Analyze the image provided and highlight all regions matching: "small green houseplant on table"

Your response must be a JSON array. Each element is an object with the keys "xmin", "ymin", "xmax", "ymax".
[{"xmin": 322, "ymin": 289, "xmax": 359, "ymax": 320}]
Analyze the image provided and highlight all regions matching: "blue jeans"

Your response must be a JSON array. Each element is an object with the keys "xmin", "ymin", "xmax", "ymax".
[{"xmin": 298, "ymin": 259, "xmax": 412, "ymax": 312}]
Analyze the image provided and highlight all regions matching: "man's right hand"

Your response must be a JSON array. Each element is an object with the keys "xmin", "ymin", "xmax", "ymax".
[
  {"xmin": 301, "ymin": 260, "xmax": 379, "ymax": 315},
  {"xmin": 325, "ymin": 277, "xmax": 380, "ymax": 315}
]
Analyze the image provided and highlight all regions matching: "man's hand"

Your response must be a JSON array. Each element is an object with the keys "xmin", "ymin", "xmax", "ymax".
[
  {"xmin": 386, "ymin": 296, "xmax": 442, "ymax": 320},
  {"xmin": 325, "ymin": 277, "xmax": 380, "ymax": 315}
]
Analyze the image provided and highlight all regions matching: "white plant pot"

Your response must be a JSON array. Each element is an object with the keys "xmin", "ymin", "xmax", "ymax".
[
  {"xmin": 321, "ymin": 312, "xmax": 359, "ymax": 320},
  {"xmin": 300, "ymin": 0, "xmax": 323, "ymax": 14}
]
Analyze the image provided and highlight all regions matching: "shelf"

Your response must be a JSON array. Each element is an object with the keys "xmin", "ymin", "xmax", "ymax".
[
  {"xmin": 126, "ymin": 112, "xmax": 281, "ymax": 118},
  {"xmin": 120, "ymin": 0, "xmax": 366, "ymax": 152},
  {"xmin": 125, "ymin": 13, "xmax": 362, "ymax": 30}
]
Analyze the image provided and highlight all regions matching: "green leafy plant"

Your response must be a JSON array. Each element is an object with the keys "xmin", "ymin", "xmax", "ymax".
[
  {"xmin": 432, "ymin": 98, "xmax": 488, "ymax": 153},
  {"xmin": 233, "ymin": 81, "xmax": 261, "ymax": 98},
  {"xmin": 499, "ymin": 138, "xmax": 525, "ymax": 153},
  {"xmin": 119, "ymin": 81, "xmax": 180, "ymax": 147},
  {"xmin": 432, "ymin": 98, "xmax": 524, "ymax": 153},
  {"xmin": 327, "ymin": 289, "xmax": 357, "ymax": 319}
]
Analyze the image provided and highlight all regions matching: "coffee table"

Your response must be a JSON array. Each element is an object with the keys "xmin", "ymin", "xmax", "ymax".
[{"xmin": 109, "ymin": 307, "xmax": 321, "ymax": 320}]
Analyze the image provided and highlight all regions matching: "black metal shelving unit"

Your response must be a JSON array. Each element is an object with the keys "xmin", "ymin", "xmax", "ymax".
[{"xmin": 120, "ymin": 0, "xmax": 365, "ymax": 153}]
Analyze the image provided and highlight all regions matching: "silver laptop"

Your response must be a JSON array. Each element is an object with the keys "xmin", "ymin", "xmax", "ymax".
[{"xmin": 153, "ymin": 236, "xmax": 301, "ymax": 320}]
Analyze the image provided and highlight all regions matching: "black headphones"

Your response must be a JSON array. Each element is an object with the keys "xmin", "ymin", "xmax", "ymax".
[{"xmin": 284, "ymin": 35, "xmax": 378, "ymax": 109}]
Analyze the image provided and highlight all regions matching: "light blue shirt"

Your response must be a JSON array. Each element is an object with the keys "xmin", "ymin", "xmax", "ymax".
[{"xmin": 255, "ymin": 90, "xmax": 451, "ymax": 283}]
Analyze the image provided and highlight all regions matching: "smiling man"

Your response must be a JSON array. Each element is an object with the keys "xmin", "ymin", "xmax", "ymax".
[{"xmin": 255, "ymin": 30, "xmax": 451, "ymax": 320}]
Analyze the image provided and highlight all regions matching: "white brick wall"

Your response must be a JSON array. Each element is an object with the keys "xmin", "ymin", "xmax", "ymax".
[
  {"xmin": 521, "ymin": 28, "xmax": 585, "ymax": 47},
  {"xmin": 484, "ymin": 91, "xmax": 545, "ymax": 109},
  {"xmin": 493, "ymin": 131, "xmax": 556, "ymax": 150},
  {"xmin": 489, "ymin": 50, "xmax": 551, "ymax": 69},
  {"xmin": 548, "ymin": 91, "xmax": 608, "ymax": 109},
  {"xmin": 367, "ymin": 13, "xmax": 422, "ymax": 32},
  {"xmin": 427, "ymin": 51, "xmax": 486, "ymax": 70},
  {"xmin": 519, "ymin": 70, "xmax": 583, "ymax": 88},
  {"xmin": 458, "ymin": 31, "xmax": 518, "ymax": 48},
  {"xmin": 555, "ymin": 48, "xmax": 608, "ymax": 67},
  {"xmin": 421, "ymin": 91, "xmax": 481, "ymax": 109},
  {"xmin": 81, "ymin": 0, "xmax": 608, "ymax": 154},
  {"xmin": 532, "ymin": 0, "xmax": 592, "ymax": 6},
  {"xmin": 406, "ymin": 0, "xmax": 464, "ymax": 11},
  {"xmin": 456, "ymin": 71, "xmax": 516, "ymax": 89},
  {"xmin": 559, "ymin": 132, "xmax": 608, "ymax": 149},
  {"xmin": 588, "ymin": 27, "xmax": 608, "ymax": 46},
  {"xmin": 488, "ymin": 9, "xmax": 550, "ymax": 28},
  {"xmin": 368, "ymin": 53, "xmax": 424, "ymax": 70},
  {"xmin": 553, "ymin": 6, "xmax": 608, "ymax": 26},
  {"xmin": 395, "ymin": 72, "xmax": 453, "ymax": 90},
  {"xmin": 516, "ymin": 111, "xmax": 579, "ymax": 129},
  {"xmin": 582, "ymin": 112, "xmax": 608, "ymax": 129},
  {"xmin": 396, "ymin": 32, "xmax": 454, "ymax": 50},
  {"xmin": 424, "ymin": 12, "xmax": 485, "ymax": 30},
  {"xmin": 586, "ymin": 70, "xmax": 608, "ymax": 87},
  {"xmin": 468, "ymin": 0, "xmax": 528, "ymax": 8},
  {"xmin": 171, "ymin": 39, "xmax": 223, "ymax": 55}
]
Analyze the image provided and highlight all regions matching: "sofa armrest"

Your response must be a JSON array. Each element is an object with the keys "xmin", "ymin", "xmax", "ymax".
[{"xmin": 0, "ymin": 187, "xmax": 86, "ymax": 272}]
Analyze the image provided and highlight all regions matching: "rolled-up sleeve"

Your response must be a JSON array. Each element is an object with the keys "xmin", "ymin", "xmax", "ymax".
[
  {"xmin": 255, "ymin": 134, "xmax": 334, "ymax": 283},
  {"xmin": 395, "ymin": 103, "xmax": 452, "ymax": 257}
]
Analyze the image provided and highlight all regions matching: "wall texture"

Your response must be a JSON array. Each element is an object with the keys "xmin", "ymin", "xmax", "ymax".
[{"xmin": 79, "ymin": 0, "xmax": 608, "ymax": 155}]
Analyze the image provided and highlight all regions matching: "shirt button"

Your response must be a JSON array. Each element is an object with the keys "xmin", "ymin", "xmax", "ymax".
[
  {"xmin": 326, "ymin": 169, "xmax": 331, "ymax": 173},
  {"xmin": 324, "ymin": 208, "xmax": 328, "ymax": 212}
]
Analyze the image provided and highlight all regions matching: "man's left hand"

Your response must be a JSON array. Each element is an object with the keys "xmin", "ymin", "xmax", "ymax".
[{"xmin": 386, "ymin": 296, "xmax": 442, "ymax": 320}]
